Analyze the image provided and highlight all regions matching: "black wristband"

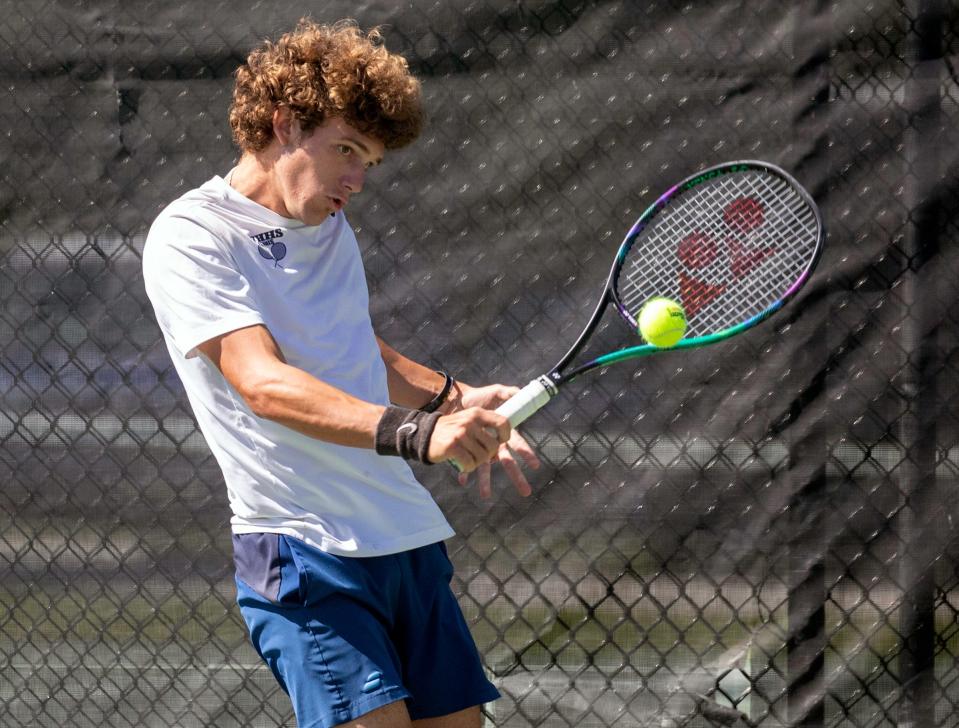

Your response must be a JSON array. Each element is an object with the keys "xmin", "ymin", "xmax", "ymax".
[
  {"xmin": 420, "ymin": 370, "xmax": 454, "ymax": 413},
  {"xmin": 374, "ymin": 406, "xmax": 442, "ymax": 464}
]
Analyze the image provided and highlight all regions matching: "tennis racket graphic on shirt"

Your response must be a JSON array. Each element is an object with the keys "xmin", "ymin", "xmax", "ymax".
[{"xmin": 462, "ymin": 160, "xmax": 823, "ymax": 459}]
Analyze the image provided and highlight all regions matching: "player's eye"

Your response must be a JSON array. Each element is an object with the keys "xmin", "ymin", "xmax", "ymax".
[{"xmin": 336, "ymin": 144, "xmax": 353, "ymax": 156}]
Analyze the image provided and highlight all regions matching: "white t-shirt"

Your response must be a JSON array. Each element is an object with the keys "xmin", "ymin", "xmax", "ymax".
[{"xmin": 143, "ymin": 174, "xmax": 454, "ymax": 556}]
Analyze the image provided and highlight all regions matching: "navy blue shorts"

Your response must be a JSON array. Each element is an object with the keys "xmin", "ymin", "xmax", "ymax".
[{"xmin": 233, "ymin": 533, "xmax": 499, "ymax": 727}]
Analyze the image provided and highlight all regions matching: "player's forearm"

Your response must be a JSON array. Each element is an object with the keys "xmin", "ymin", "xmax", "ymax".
[
  {"xmin": 239, "ymin": 361, "xmax": 384, "ymax": 448},
  {"xmin": 238, "ymin": 359, "xmax": 507, "ymax": 469},
  {"xmin": 376, "ymin": 337, "xmax": 458, "ymax": 410}
]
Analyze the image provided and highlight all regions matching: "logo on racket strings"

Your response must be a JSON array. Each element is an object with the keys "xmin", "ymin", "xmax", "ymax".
[{"xmin": 676, "ymin": 195, "xmax": 776, "ymax": 318}]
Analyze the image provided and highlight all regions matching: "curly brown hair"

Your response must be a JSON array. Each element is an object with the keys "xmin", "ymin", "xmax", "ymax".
[{"xmin": 229, "ymin": 19, "xmax": 423, "ymax": 153}]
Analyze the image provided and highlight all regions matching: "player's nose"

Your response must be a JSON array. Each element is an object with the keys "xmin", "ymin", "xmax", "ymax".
[{"xmin": 343, "ymin": 167, "xmax": 365, "ymax": 195}]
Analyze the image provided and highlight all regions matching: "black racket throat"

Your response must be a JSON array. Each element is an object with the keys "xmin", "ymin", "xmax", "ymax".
[{"xmin": 549, "ymin": 287, "xmax": 615, "ymax": 385}]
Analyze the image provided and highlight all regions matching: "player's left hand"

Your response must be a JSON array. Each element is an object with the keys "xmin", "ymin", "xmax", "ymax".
[{"xmin": 447, "ymin": 383, "xmax": 541, "ymax": 498}]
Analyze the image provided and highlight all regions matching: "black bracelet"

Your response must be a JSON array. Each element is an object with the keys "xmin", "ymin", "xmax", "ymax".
[
  {"xmin": 374, "ymin": 406, "xmax": 442, "ymax": 464},
  {"xmin": 420, "ymin": 370, "xmax": 453, "ymax": 413}
]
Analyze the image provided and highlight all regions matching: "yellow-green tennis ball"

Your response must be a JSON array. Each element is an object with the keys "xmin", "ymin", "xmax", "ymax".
[{"xmin": 638, "ymin": 297, "xmax": 687, "ymax": 347}]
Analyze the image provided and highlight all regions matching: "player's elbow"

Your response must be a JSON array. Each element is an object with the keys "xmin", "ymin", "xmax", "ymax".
[{"xmin": 234, "ymin": 372, "xmax": 285, "ymax": 420}]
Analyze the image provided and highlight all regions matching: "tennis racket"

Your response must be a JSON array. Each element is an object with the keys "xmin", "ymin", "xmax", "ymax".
[{"xmin": 476, "ymin": 160, "xmax": 823, "ymax": 445}]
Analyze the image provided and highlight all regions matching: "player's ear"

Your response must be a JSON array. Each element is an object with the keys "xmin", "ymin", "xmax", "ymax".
[{"xmin": 272, "ymin": 106, "xmax": 295, "ymax": 146}]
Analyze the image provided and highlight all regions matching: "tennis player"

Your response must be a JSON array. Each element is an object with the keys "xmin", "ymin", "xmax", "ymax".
[{"xmin": 143, "ymin": 19, "xmax": 538, "ymax": 728}]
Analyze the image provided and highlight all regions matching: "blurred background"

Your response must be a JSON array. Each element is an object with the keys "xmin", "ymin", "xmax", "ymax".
[{"xmin": 1, "ymin": 1, "xmax": 958, "ymax": 726}]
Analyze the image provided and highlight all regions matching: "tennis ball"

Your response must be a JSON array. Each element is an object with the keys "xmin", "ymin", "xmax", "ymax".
[{"xmin": 638, "ymin": 297, "xmax": 687, "ymax": 348}]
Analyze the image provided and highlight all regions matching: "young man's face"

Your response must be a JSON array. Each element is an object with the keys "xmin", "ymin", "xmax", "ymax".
[{"xmin": 273, "ymin": 113, "xmax": 385, "ymax": 225}]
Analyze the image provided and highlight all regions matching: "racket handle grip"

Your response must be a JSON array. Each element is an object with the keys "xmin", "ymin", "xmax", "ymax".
[
  {"xmin": 449, "ymin": 376, "xmax": 555, "ymax": 473},
  {"xmin": 494, "ymin": 376, "xmax": 554, "ymax": 427}
]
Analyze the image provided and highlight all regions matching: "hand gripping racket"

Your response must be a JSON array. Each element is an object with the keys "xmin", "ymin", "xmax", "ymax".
[{"xmin": 474, "ymin": 160, "xmax": 823, "ymax": 452}]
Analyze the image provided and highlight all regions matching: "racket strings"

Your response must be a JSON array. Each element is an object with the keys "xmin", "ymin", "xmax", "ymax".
[{"xmin": 617, "ymin": 171, "xmax": 819, "ymax": 337}]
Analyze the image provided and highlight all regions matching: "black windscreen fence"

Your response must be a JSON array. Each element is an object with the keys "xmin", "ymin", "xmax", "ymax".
[{"xmin": 2, "ymin": 1, "xmax": 958, "ymax": 726}]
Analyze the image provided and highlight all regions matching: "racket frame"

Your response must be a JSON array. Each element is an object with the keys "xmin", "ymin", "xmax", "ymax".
[
  {"xmin": 545, "ymin": 159, "xmax": 823, "ymax": 389},
  {"xmin": 455, "ymin": 159, "xmax": 824, "ymax": 456}
]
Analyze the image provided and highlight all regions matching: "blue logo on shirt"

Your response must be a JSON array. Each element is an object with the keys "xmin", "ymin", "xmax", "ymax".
[{"xmin": 250, "ymin": 229, "xmax": 287, "ymax": 267}]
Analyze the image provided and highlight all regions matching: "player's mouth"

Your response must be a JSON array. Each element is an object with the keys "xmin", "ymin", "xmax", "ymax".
[{"xmin": 329, "ymin": 195, "xmax": 347, "ymax": 212}]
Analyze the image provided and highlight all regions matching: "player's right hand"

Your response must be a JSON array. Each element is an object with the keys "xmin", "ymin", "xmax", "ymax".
[{"xmin": 428, "ymin": 407, "xmax": 511, "ymax": 472}]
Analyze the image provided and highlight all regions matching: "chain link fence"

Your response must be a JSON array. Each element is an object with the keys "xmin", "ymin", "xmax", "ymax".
[{"xmin": 2, "ymin": 1, "xmax": 958, "ymax": 726}]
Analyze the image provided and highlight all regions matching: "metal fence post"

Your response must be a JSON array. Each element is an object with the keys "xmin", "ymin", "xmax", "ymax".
[{"xmin": 898, "ymin": 2, "xmax": 944, "ymax": 727}]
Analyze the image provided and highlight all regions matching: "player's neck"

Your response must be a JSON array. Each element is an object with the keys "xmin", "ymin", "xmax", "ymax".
[{"xmin": 228, "ymin": 152, "xmax": 290, "ymax": 218}]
